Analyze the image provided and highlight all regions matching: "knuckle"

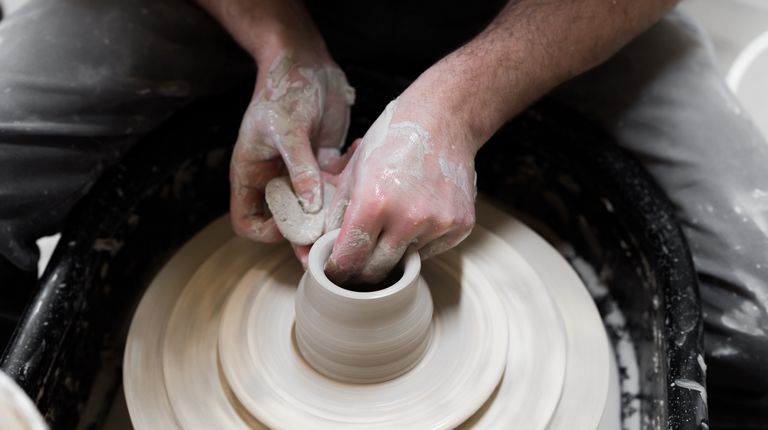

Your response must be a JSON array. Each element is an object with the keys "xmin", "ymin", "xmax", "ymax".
[
  {"xmin": 433, "ymin": 215, "xmax": 456, "ymax": 232},
  {"xmin": 399, "ymin": 203, "xmax": 430, "ymax": 227},
  {"xmin": 357, "ymin": 197, "xmax": 386, "ymax": 219},
  {"xmin": 290, "ymin": 168, "xmax": 320, "ymax": 191},
  {"xmin": 292, "ymin": 165, "xmax": 320, "ymax": 181},
  {"xmin": 402, "ymin": 210, "xmax": 421, "ymax": 226},
  {"xmin": 462, "ymin": 213, "xmax": 476, "ymax": 231},
  {"xmin": 421, "ymin": 239, "xmax": 450, "ymax": 260}
]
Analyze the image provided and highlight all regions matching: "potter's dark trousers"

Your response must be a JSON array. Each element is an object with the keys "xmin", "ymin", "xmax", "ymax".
[{"xmin": 0, "ymin": 0, "xmax": 766, "ymax": 427}]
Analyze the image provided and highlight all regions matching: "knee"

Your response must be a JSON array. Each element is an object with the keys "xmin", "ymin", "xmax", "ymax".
[{"xmin": 703, "ymin": 282, "xmax": 768, "ymax": 391}]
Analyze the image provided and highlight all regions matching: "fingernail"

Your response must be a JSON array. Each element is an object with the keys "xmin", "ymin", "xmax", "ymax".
[{"xmin": 299, "ymin": 188, "xmax": 322, "ymax": 214}]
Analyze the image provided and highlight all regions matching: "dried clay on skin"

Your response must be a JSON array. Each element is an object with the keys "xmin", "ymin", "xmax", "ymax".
[
  {"xmin": 233, "ymin": 52, "xmax": 354, "ymax": 213},
  {"xmin": 329, "ymin": 97, "xmax": 479, "ymax": 281}
]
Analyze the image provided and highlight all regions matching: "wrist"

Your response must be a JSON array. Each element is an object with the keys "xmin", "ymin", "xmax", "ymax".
[
  {"xmin": 399, "ymin": 66, "xmax": 503, "ymax": 155},
  {"xmin": 392, "ymin": 86, "xmax": 483, "ymax": 160},
  {"xmin": 396, "ymin": 65, "xmax": 497, "ymax": 157},
  {"xmin": 400, "ymin": 34, "xmax": 561, "ymax": 150},
  {"xmin": 251, "ymin": 26, "xmax": 331, "ymax": 68},
  {"xmin": 195, "ymin": 0, "xmax": 331, "ymax": 70}
]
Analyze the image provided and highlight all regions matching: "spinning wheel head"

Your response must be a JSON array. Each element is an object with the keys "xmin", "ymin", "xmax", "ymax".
[{"xmin": 124, "ymin": 202, "xmax": 614, "ymax": 429}]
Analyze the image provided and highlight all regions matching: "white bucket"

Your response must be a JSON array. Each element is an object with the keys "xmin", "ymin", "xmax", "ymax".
[{"xmin": 728, "ymin": 30, "xmax": 768, "ymax": 139}]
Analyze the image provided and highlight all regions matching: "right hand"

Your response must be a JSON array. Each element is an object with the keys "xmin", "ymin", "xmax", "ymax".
[
  {"xmin": 324, "ymin": 97, "xmax": 479, "ymax": 285},
  {"xmin": 230, "ymin": 50, "xmax": 355, "ymax": 243}
]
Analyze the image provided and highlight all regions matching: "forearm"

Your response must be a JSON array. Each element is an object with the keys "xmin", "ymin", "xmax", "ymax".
[
  {"xmin": 400, "ymin": 0, "xmax": 680, "ymax": 149},
  {"xmin": 193, "ymin": 0, "xmax": 329, "ymax": 64}
]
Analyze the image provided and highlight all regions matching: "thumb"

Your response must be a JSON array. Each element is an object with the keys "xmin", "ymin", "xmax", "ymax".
[{"xmin": 276, "ymin": 133, "xmax": 323, "ymax": 214}]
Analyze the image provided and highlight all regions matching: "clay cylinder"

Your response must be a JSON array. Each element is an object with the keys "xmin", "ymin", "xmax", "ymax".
[{"xmin": 294, "ymin": 229, "xmax": 433, "ymax": 383}]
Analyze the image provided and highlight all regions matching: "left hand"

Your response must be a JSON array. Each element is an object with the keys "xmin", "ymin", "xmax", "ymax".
[
  {"xmin": 230, "ymin": 50, "xmax": 355, "ymax": 244},
  {"xmin": 323, "ymin": 95, "xmax": 479, "ymax": 285}
]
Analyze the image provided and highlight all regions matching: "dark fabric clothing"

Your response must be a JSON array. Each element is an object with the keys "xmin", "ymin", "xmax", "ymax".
[
  {"xmin": 0, "ymin": 0, "xmax": 253, "ymax": 271},
  {"xmin": 551, "ymin": 14, "xmax": 768, "ymax": 426},
  {"xmin": 305, "ymin": 0, "xmax": 507, "ymax": 76}
]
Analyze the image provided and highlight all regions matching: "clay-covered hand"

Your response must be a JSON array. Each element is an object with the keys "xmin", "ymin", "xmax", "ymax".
[
  {"xmin": 325, "ymin": 98, "xmax": 478, "ymax": 285},
  {"xmin": 230, "ymin": 51, "xmax": 355, "ymax": 242}
]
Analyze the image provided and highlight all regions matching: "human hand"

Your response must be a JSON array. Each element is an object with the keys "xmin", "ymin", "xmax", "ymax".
[
  {"xmin": 324, "ymin": 96, "xmax": 479, "ymax": 285},
  {"xmin": 230, "ymin": 50, "xmax": 355, "ymax": 243}
]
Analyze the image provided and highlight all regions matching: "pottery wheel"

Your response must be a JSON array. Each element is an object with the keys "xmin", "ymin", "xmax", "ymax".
[{"xmin": 124, "ymin": 200, "xmax": 612, "ymax": 429}]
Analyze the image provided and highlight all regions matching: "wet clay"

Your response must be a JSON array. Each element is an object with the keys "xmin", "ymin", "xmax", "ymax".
[
  {"xmin": 265, "ymin": 176, "xmax": 335, "ymax": 245},
  {"xmin": 123, "ymin": 200, "xmax": 615, "ymax": 429}
]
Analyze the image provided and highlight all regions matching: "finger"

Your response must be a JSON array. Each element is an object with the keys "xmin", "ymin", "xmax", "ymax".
[
  {"xmin": 229, "ymin": 108, "xmax": 285, "ymax": 242},
  {"xmin": 354, "ymin": 213, "xmax": 430, "ymax": 283},
  {"xmin": 275, "ymin": 133, "xmax": 323, "ymax": 214},
  {"xmin": 325, "ymin": 201, "xmax": 384, "ymax": 285},
  {"xmin": 418, "ymin": 227, "xmax": 472, "ymax": 260},
  {"xmin": 229, "ymin": 156, "xmax": 284, "ymax": 243},
  {"xmin": 324, "ymin": 170, "xmax": 351, "ymax": 232},
  {"xmin": 313, "ymin": 84, "xmax": 352, "ymax": 152},
  {"xmin": 339, "ymin": 138, "xmax": 362, "ymax": 170},
  {"xmin": 321, "ymin": 139, "xmax": 360, "ymax": 223},
  {"xmin": 292, "ymin": 244, "xmax": 311, "ymax": 269},
  {"xmin": 316, "ymin": 148, "xmax": 341, "ymax": 171},
  {"xmin": 355, "ymin": 232, "xmax": 410, "ymax": 285}
]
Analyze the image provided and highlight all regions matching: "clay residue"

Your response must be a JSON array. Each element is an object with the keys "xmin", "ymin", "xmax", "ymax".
[
  {"xmin": 673, "ymin": 379, "xmax": 707, "ymax": 404},
  {"xmin": 265, "ymin": 176, "xmax": 335, "ymax": 245}
]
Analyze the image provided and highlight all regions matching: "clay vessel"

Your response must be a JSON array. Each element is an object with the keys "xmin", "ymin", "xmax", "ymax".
[{"xmin": 294, "ymin": 229, "xmax": 433, "ymax": 383}]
